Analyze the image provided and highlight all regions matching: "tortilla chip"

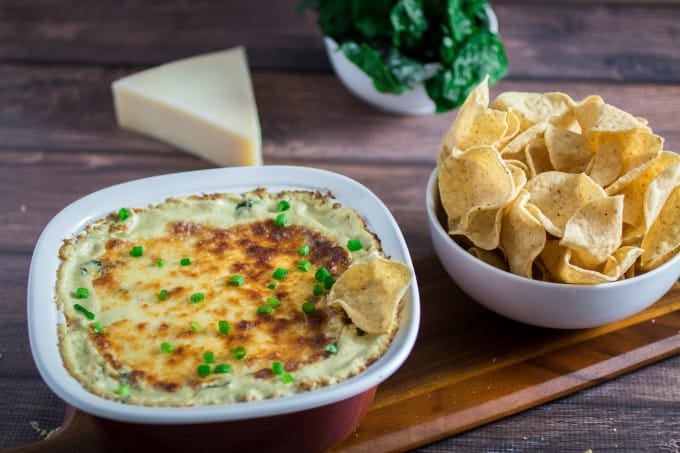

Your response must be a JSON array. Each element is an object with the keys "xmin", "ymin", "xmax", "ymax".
[
  {"xmin": 442, "ymin": 76, "xmax": 509, "ymax": 152},
  {"xmin": 328, "ymin": 257, "xmax": 412, "ymax": 334},
  {"xmin": 500, "ymin": 190, "xmax": 546, "ymax": 278},
  {"xmin": 605, "ymin": 156, "xmax": 656, "ymax": 196},
  {"xmin": 497, "ymin": 108, "xmax": 521, "ymax": 147},
  {"xmin": 612, "ymin": 151, "xmax": 680, "ymax": 241},
  {"xmin": 642, "ymin": 162, "xmax": 680, "ymax": 230},
  {"xmin": 458, "ymin": 206, "xmax": 505, "ymax": 250},
  {"xmin": 491, "ymin": 92, "xmax": 569, "ymax": 132},
  {"xmin": 525, "ymin": 137, "xmax": 553, "ymax": 178},
  {"xmin": 438, "ymin": 146, "xmax": 515, "ymax": 249},
  {"xmin": 467, "ymin": 247, "xmax": 509, "ymax": 271},
  {"xmin": 586, "ymin": 129, "xmax": 663, "ymax": 187},
  {"xmin": 640, "ymin": 186, "xmax": 680, "ymax": 271},
  {"xmin": 602, "ymin": 246, "xmax": 644, "ymax": 280},
  {"xmin": 443, "ymin": 104, "xmax": 509, "ymax": 152},
  {"xmin": 574, "ymin": 101, "xmax": 648, "ymax": 133},
  {"xmin": 524, "ymin": 171, "xmax": 607, "ymax": 237},
  {"xmin": 499, "ymin": 120, "xmax": 548, "ymax": 162},
  {"xmin": 541, "ymin": 240, "xmax": 620, "ymax": 284},
  {"xmin": 436, "ymin": 84, "xmax": 679, "ymax": 284},
  {"xmin": 560, "ymin": 195, "xmax": 624, "ymax": 267},
  {"xmin": 438, "ymin": 143, "xmax": 452, "ymax": 166},
  {"xmin": 544, "ymin": 124, "xmax": 592, "ymax": 173},
  {"xmin": 506, "ymin": 159, "xmax": 529, "ymax": 198},
  {"xmin": 546, "ymin": 92, "xmax": 578, "ymax": 130}
]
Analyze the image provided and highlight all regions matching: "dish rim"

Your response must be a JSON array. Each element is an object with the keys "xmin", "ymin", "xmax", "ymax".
[{"xmin": 27, "ymin": 165, "xmax": 420, "ymax": 424}]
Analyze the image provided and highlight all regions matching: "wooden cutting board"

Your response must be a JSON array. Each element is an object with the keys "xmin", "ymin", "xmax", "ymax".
[
  {"xmin": 331, "ymin": 256, "xmax": 680, "ymax": 452},
  {"xmin": 13, "ymin": 256, "xmax": 680, "ymax": 452}
]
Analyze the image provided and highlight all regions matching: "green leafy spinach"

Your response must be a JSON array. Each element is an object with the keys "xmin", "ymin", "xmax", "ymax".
[{"xmin": 300, "ymin": 0, "xmax": 508, "ymax": 112}]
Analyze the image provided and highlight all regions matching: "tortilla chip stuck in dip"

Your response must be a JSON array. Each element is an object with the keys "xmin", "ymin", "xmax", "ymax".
[{"xmin": 55, "ymin": 189, "xmax": 412, "ymax": 406}]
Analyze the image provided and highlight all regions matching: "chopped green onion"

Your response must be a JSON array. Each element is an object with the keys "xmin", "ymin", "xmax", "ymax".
[
  {"xmin": 115, "ymin": 384, "xmax": 130, "ymax": 396},
  {"xmin": 157, "ymin": 289, "xmax": 168, "ymax": 301},
  {"xmin": 218, "ymin": 320, "xmax": 230, "ymax": 335},
  {"xmin": 272, "ymin": 361, "xmax": 284, "ymax": 375},
  {"xmin": 160, "ymin": 341, "xmax": 174, "ymax": 354},
  {"xmin": 232, "ymin": 346, "xmax": 247, "ymax": 360},
  {"xmin": 323, "ymin": 274, "xmax": 335, "ymax": 290},
  {"xmin": 277, "ymin": 200, "xmax": 291, "ymax": 211},
  {"xmin": 197, "ymin": 364, "xmax": 211, "ymax": 377},
  {"xmin": 267, "ymin": 283, "xmax": 277, "ymax": 290},
  {"xmin": 297, "ymin": 244, "xmax": 310, "ymax": 256},
  {"xmin": 274, "ymin": 213, "xmax": 288, "ymax": 227},
  {"xmin": 92, "ymin": 321, "xmax": 105, "ymax": 334},
  {"xmin": 117, "ymin": 208, "xmax": 130, "ymax": 221},
  {"xmin": 315, "ymin": 266, "xmax": 331, "ymax": 283},
  {"xmin": 190, "ymin": 292, "xmax": 205, "ymax": 303},
  {"xmin": 326, "ymin": 343, "xmax": 338, "ymax": 354},
  {"xmin": 281, "ymin": 373, "xmax": 295, "ymax": 383},
  {"xmin": 180, "ymin": 257, "xmax": 191, "ymax": 266},
  {"xmin": 228, "ymin": 274, "xmax": 245, "ymax": 286},
  {"xmin": 190, "ymin": 321, "xmax": 202, "ymax": 333},
  {"xmin": 302, "ymin": 301, "xmax": 316, "ymax": 314},
  {"xmin": 297, "ymin": 260, "xmax": 311, "ymax": 272},
  {"xmin": 156, "ymin": 259, "xmax": 164, "ymax": 268},
  {"xmin": 347, "ymin": 239, "xmax": 363, "ymax": 251},
  {"xmin": 266, "ymin": 297, "xmax": 281, "ymax": 308},
  {"xmin": 214, "ymin": 364, "xmax": 231, "ymax": 374},
  {"xmin": 257, "ymin": 305, "xmax": 272, "ymax": 315},
  {"xmin": 73, "ymin": 303, "xmax": 95, "ymax": 320},
  {"xmin": 129, "ymin": 245, "xmax": 143, "ymax": 257},
  {"xmin": 272, "ymin": 267, "xmax": 288, "ymax": 281},
  {"xmin": 312, "ymin": 284, "xmax": 324, "ymax": 296},
  {"xmin": 203, "ymin": 351, "xmax": 215, "ymax": 364},
  {"xmin": 75, "ymin": 287, "xmax": 89, "ymax": 299}
]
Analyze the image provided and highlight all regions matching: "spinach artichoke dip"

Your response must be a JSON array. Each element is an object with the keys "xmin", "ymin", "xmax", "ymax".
[{"xmin": 55, "ymin": 189, "xmax": 412, "ymax": 407}]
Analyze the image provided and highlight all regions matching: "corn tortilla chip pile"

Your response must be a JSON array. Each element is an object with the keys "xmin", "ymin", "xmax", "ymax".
[{"xmin": 437, "ymin": 77, "xmax": 680, "ymax": 284}]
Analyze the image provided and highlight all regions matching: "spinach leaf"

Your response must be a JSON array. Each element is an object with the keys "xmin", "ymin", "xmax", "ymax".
[
  {"xmin": 426, "ymin": 30, "xmax": 507, "ymax": 112},
  {"xmin": 390, "ymin": 0, "xmax": 428, "ymax": 50},
  {"xmin": 463, "ymin": 0, "xmax": 488, "ymax": 18},
  {"xmin": 303, "ymin": 0, "xmax": 354, "ymax": 41},
  {"xmin": 341, "ymin": 41, "xmax": 425, "ymax": 93},
  {"xmin": 446, "ymin": 0, "xmax": 474, "ymax": 44},
  {"xmin": 300, "ymin": 0, "xmax": 508, "ymax": 112},
  {"xmin": 352, "ymin": 0, "xmax": 394, "ymax": 39},
  {"xmin": 384, "ymin": 46, "xmax": 427, "ymax": 88}
]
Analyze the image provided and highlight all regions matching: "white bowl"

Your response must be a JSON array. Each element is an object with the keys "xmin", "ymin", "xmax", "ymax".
[
  {"xmin": 325, "ymin": 7, "xmax": 498, "ymax": 115},
  {"xmin": 426, "ymin": 168, "xmax": 680, "ymax": 329},
  {"xmin": 27, "ymin": 166, "xmax": 420, "ymax": 450}
]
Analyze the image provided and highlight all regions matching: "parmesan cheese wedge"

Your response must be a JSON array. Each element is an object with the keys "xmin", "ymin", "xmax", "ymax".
[{"xmin": 112, "ymin": 47, "xmax": 262, "ymax": 167}]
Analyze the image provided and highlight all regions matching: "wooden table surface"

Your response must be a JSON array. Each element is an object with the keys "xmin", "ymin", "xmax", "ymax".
[{"xmin": 1, "ymin": 0, "xmax": 679, "ymax": 451}]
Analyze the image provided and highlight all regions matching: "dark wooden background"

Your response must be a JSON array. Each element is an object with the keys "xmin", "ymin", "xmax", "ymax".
[{"xmin": 1, "ymin": 0, "xmax": 679, "ymax": 451}]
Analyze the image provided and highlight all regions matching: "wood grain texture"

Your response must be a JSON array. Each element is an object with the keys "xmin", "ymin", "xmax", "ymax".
[
  {"xmin": 1, "ymin": 67, "xmax": 679, "ymax": 256},
  {"xmin": 1, "ymin": 0, "xmax": 680, "ymax": 450},
  {"xmin": 0, "ymin": 253, "xmax": 67, "ymax": 449},
  {"xmin": 0, "ymin": 0, "xmax": 679, "ymax": 84},
  {"xmin": 1, "ymin": 66, "xmax": 679, "ymax": 157},
  {"xmin": 331, "ymin": 258, "xmax": 680, "ymax": 452}
]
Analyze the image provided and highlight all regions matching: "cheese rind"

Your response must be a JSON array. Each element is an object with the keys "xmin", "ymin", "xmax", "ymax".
[{"xmin": 112, "ymin": 47, "xmax": 262, "ymax": 166}]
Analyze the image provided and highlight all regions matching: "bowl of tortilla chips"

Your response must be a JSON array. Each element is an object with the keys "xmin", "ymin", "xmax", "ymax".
[{"xmin": 426, "ymin": 77, "xmax": 680, "ymax": 329}]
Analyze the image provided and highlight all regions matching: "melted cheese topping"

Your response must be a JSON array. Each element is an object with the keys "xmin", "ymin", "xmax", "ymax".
[{"xmin": 56, "ymin": 189, "xmax": 400, "ymax": 406}]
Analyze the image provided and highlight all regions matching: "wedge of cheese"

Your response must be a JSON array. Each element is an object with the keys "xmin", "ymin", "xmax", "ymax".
[{"xmin": 112, "ymin": 47, "xmax": 262, "ymax": 166}]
